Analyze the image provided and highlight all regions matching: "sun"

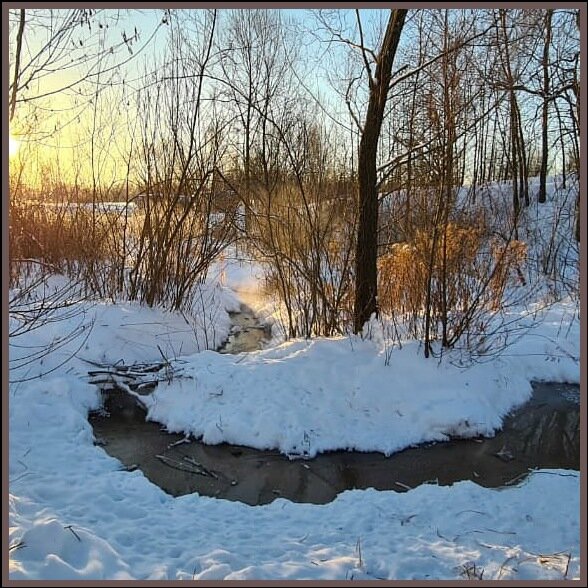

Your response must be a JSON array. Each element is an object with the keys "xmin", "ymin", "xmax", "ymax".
[{"xmin": 9, "ymin": 134, "xmax": 20, "ymax": 157}]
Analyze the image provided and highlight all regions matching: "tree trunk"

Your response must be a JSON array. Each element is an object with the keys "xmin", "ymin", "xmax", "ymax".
[
  {"xmin": 538, "ymin": 10, "xmax": 553, "ymax": 203},
  {"xmin": 353, "ymin": 9, "xmax": 407, "ymax": 334},
  {"xmin": 10, "ymin": 9, "xmax": 26, "ymax": 122},
  {"xmin": 575, "ymin": 79, "xmax": 580, "ymax": 242}
]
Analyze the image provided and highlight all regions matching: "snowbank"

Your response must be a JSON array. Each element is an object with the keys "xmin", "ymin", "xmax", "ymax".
[
  {"xmin": 8, "ymin": 375, "xmax": 580, "ymax": 580},
  {"xmin": 8, "ymin": 198, "xmax": 580, "ymax": 579},
  {"xmin": 143, "ymin": 301, "xmax": 579, "ymax": 458}
]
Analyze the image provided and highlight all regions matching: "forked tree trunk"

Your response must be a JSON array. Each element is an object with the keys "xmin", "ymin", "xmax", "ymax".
[{"xmin": 353, "ymin": 9, "xmax": 407, "ymax": 334}]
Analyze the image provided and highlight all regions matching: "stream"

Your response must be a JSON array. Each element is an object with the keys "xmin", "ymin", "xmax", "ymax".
[
  {"xmin": 217, "ymin": 305, "xmax": 271, "ymax": 354},
  {"xmin": 89, "ymin": 305, "xmax": 580, "ymax": 506}
]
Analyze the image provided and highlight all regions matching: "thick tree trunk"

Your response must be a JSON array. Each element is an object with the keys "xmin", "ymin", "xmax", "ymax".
[
  {"xmin": 575, "ymin": 193, "xmax": 580, "ymax": 242},
  {"xmin": 353, "ymin": 9, "xmax": 407, "ymax": 334},
  {"xmin": 355, "ymin": 122, "xmax": 380, "ymax": 332}
]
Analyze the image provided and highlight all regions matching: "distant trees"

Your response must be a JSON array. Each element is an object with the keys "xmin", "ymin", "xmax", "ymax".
[
  {"xmin": 128, "ymin": 9, "xmax": 237, "ymax": 311},
  {"xmin": 218, "ymin": 10, "xmax": 295, "ymax": 230}
]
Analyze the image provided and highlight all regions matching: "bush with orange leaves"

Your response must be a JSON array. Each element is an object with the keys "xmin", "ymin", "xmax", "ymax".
[
  {"xmin": 378, "ymin": 242, "xmax": 425, "ymax": 319},
  {"xmin": 488, "ymin": 239, "xmax": 528, "ymax": 308},
  {"xmin": 378, "ymin": 216, "xmax": 530, "ymax": 346},
  {"xmin": 378, "ymin": 223, "xmax": 485, "ymax": 317}
]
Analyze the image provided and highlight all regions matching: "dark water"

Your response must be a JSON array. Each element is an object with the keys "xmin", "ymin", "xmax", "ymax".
[{"xmin": 89, "ymin": 381, "xmax": 579, "ymax": 506}]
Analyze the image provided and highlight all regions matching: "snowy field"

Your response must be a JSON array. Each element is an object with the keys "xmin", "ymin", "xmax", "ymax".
[{"xmin": 8, "ymin": 177, "xmax": 581, "ymax": 580}]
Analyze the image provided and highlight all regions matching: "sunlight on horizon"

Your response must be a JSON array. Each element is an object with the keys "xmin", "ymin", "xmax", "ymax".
[{"xmin": 9, "ymin": 134, "xmax": 20, "ymax": 158}]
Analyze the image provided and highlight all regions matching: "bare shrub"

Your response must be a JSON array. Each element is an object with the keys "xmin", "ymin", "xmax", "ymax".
[
  {"xmin": 9, "ymin": 262, "xmax": 94, "ymax": 384},
  {"xmin": 377, "ymin": 207, "xmax": 533, "ymax": 355},
  {"xmin": 252, "ymin": 181, "xmax": 356, "ymax": 338}
]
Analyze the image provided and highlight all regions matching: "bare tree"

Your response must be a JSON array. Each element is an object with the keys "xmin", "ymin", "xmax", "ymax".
[
  {"xmin": 538, "ymin": 9, "xmax": 553, "ymax": 204},
  {"xmin": 353, "ymin": 9, "xmax": 407, "ymax": 333},
  {"xmin": 8, "ymin": 9, "xmax": 162, "ymax": 124},
  {"xmin": 494, "ymin": 9, "xmax": 529, "ymax": 237},
  {"xmin": 128, "ymin": 10, "xmax": 236, "ymax": 315},
  {"xmin": 219, "ymin": 9, "xmax": 297, "ymax": 235}
]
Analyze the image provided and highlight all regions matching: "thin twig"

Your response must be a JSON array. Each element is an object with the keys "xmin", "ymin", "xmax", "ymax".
[
  {"xmin": 9, "ymin": 540, "xmax": 26, "ymax": 552},
  {"xmin": 394, "ymin": 481, "xmax": 412, "ymax": 491},
  {"xmin": 64, "ymin": 525, "xmax": 81, "ymax": 542},
  {"xmin": 156, "ymin": 454, "xmax": 213, "ymax": 477}
]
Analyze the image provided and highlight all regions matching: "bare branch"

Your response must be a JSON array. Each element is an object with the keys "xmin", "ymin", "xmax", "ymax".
[
  {"xmin": 10, "ymin": 9, "xmax": 26, "ymax": 121},
  {"xmin": 355, "ymin": 9, "xmax": 375, "ymax": 89}
]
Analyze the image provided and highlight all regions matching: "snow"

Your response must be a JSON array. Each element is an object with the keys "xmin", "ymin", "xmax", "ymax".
[
  {"xmin": 8, "ymin": 368, "xmax": 581, "ymax": 580},
  {"xmin": 8, "ymin": 285, "xmax": 580, "ymax": 579},
  {"xmin": 209, "ymin": 247, "xmax": 284, "ymax": 341},
  {"xmin": 145, "ymin": 301, "xmax": 579, "ymax": 458},
  {"xmin": 8, "ymin": 176, "xmax": 581, "ymax": 580},
  {"xmin": 9, "ymin": 383, "xmax": 581, "ymax": 581},
  {"xmin": 9, "ymin": 279, "xmax": 241, "ymax": 384}
]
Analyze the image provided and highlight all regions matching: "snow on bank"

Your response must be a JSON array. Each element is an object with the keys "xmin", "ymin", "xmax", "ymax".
[
  {"xmin": 9, "ymin": 274, "xmax": 579, "ymax": 461},
  {"xmin": 9, "ymin": 278, "xmax": 241, "ymax": 384},
  {"xmin": 9, "ymin": 468, "xmax": 580, "ymax": 580},
  {"xmin": 144, "ymin": 300, "xmax": 579, "ymax": 458},
  {"xmin": 8, "ymin": 262, "xmax": 580, "ymax": 579},
  {"xmin": 8, "ymin": 373, "xmax": 580, "ymax": 580}
]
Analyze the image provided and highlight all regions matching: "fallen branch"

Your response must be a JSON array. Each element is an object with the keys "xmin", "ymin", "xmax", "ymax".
[
  {"xmin": 155, "ymin": 454, "xmax": 215, "ymax": 477},
  {"xmin": 64, "ymin": 525, "xmax": 81, "ymax": 542},
  {"xmin": 503, "ymin": 472, "xmax": 529, "ymax": 486},
  {"xmin": 182, "ymin": 456, "xmax": 218, "ymax": 479},
  {"xmin": 394, "ymin": 481, "xmax": 412, "ymax": 491},
  {"xmin": 86, "ymin": 358, "xmax": 187, "ymax": 394}
]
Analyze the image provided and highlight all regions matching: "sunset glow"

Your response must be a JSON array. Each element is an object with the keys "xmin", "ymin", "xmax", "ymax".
[{"xmin": 9, "ymin": 134, "xmax": 20, "ymax": 157}]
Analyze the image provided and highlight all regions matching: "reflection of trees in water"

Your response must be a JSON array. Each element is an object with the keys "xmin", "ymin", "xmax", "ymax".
[{"xmin": 507, "ymin": 407, "xmax": 579, "ymax": 464}]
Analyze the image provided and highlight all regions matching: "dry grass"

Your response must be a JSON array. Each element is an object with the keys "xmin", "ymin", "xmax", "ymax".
[
  {"xmin": 9, "ymin": 166, "xmax": 237, "ymax": 312},
  {"xmin": 378, "ymin": 223, "xmax": 487, "ymax": 317},
  {"xmin": 489, "ymin": 239, "xmax": 528, "ymax": 307},
  {"xmin": 9, "ymin": 197, "xmax": 137, "ymax": 298},
  {"xmin": 377, "ymin": 219, "xmax": 529, "ymax": 345}
]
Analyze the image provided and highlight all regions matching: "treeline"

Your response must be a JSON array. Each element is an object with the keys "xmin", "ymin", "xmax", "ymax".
[{"xmin": 9, "ymin": 8, "xmax": 580, "ymax": 353}]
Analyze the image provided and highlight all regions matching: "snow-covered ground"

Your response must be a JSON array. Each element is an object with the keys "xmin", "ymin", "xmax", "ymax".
[
  {"xmin": 144, "ymin": 301, "xmax": 578, "ymax": 458},
  {"xmin": 8, "ymin": 281, "xmax": 580, "ymax": 580},
  {"xmin": 8, "ymin": 176, "xmax": 581, "ymax": 580}
]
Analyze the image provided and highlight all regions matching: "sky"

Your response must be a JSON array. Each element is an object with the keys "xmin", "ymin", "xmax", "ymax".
[
  {"xmin": 4, "ymin": 8, "xmax": 428, "ymax": 188},
  {"xmin": 8, "ymin": 7, "xmax": 371, "ymax": 188},
  {"xmin": 7, "ymin": 7, "xmax": 578, "ymax": 191}
]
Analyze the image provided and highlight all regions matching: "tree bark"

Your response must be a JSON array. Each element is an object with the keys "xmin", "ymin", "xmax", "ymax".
[
  {"xmin": 353, "ymin": 9, "xmax": 407, "ymax": 334},
  {"xmin": 538, "ymin": 9, "xmax": 553, "ymax": 203}
]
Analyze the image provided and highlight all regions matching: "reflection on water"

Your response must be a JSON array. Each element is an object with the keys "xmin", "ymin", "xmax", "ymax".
[{"xmin": 89, "ymin": 382, "xmax": 579, "ymax": 506}]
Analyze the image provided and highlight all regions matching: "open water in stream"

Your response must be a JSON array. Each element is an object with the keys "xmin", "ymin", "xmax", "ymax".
[{"xmin": 89, "ymin": 305, "xmax": 580, "ymax": 506}]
